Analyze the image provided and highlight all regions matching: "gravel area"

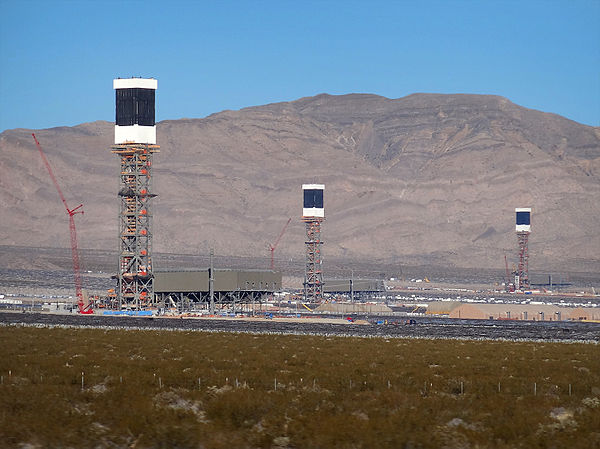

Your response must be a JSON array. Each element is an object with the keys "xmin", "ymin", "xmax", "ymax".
[{"xmin": 1, "ymin": 311, "xmax": 598, "ymax": 342}]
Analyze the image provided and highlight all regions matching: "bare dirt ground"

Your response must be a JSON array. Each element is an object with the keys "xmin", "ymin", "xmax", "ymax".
[{"xmin": 1, "ymin": 311, "xmax": 599, "ymax": 342}]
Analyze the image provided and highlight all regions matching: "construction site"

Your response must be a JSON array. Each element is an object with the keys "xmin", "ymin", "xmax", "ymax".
[{"xmin": 8, "ymin": 77, "xmax": 598, "ymax": 328}]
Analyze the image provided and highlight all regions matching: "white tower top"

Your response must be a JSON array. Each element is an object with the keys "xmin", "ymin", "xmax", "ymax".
[
  {"xmin": 302, "ymin": 184, "xmax": 324, "ymax": 218},
  {"xmin": 113, "ymin": 78, "xmax": 157, "ymax": 145},
  {"xmin": 515, "ymin": 207, "xmax": 531, "ymax": 233}
]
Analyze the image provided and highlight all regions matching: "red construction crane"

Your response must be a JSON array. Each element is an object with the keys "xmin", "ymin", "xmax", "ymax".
[
  {"xmin": 32, "ymin": 134, "xmax": 92, "ymax": 314},
  {"xmin": 269, "ymin": 217, "xmax": 291, "ymax": 270}
]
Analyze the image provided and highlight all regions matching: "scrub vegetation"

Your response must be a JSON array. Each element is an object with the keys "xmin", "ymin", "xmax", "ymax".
[{"xmin": 0, "ymin": 325, "xmax": 599, "ymax": 448}]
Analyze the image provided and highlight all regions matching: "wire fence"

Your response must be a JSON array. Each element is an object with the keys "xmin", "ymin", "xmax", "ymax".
[{"xmin": 1, "ymin": 368, "xmax": 596, "ymax": 401}]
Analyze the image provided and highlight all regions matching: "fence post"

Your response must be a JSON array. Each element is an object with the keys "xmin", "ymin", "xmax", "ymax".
[
  {"xmin": 534, "ymin": 382, "xmax": 537, "ymax": 396},
  {"xmin": 569, "ymin": 384, "xmax": 572, "ymax": 396},
  {"xmin": 81, "ymin": 372, "xmax": 84, "ymax": 391},
  {"xmin": 460, "ymin": 381, "xmax": 464, "ymax": 394}
]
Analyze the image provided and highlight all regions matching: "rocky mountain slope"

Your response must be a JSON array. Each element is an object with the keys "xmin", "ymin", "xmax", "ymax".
[{"xmin": 1, "ymin": 93, "xmax": 599, "ymax": 273}]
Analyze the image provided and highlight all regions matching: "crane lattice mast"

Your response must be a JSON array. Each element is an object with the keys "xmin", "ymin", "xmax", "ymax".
[
  {"xmin": 32, "ymin": 133, "xmax": 92, "ymax": 314},
  {"xmin": 269, "ymin": 218, "xmax": 291, "ymax": 270}
]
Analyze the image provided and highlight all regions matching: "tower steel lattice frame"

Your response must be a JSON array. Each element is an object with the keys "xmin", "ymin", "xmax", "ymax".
[
  {"xmin": 303, "ymin": 217, "xmax": 324, "ymax": 302},
  {"xmin": 516, "ymin": 231, "xmax": 530, "ymax": 290},
  {"xmin": 112, "ymin": 143, "xmax": 159, "ymax": 309}
]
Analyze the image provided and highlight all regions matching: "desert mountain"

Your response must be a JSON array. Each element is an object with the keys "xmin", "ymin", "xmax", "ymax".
[{"xmin": 1, "ymin": 93, "xmax": 599, "ymax": 273}]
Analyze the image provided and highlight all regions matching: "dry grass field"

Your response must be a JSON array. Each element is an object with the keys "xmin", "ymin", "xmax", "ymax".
[{"xmin": 0, "ymin": 325, "xmax": 599, "ymax": 448}]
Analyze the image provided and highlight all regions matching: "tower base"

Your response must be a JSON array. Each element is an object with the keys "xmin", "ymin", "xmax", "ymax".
[
  {"xmin": 112, "ymin": 143, "xmax": 159, "ymax": 310},
  {"xmin": 303, "ymin": 217, "xmax": 324, "ymax": 303},
  {"xmin": 516, "ymin": 231, "xmax": 530, "ymax": 290}
]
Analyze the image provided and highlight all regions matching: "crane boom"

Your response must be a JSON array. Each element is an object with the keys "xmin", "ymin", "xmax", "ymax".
[
  {"xmin": 269, "ymin": 217, "xmax": 292, "ymax": 270},
  {"xmin": 32, "ymin": 134, "xmax": 70, "ymax": 213},
  {"xmin": 32, "ymin": 134, "xmax": 92, "ymax": 314}
]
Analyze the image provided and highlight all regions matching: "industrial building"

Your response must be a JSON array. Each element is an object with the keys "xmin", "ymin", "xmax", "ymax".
[
  {"xmin": 315, "ymin": 302, "xmax": 392, "ymax": 314},
  {"xmin": 323, "ymin": 279, "xmax": 385, "ymax": 296},
  {"xmin": 425, "ymin": 301, "xmax": 462, "ymax": 316},
  {"xmin": 154, "ymin": 269, "xmax": 282, "ymax": 313},
  {"xmin": 448, "ymin": 303, "xmax": 600, "ymax": 321}
]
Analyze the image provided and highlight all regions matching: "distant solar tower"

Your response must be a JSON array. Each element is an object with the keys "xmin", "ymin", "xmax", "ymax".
[
  {"xmin": 112, "ymin": 78, "xmax": 159, "ymax": 310},
  {"xmin": 302, "ymin": 184, "xmax": 324, "ymax": 302},
  {"xmin": 515, "ymin": 208, "xmax": 531, "ymax": 290}
]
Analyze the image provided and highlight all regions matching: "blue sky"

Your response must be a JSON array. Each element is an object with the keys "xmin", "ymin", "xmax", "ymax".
[{"xmin": 0, "ymin": 0, "xmax": 598, "ymax": 132}]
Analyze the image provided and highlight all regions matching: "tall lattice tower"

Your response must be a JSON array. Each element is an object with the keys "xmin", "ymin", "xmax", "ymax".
[
  {"xmin": 302, "ymin": 184, "xmax": 324, "ymax": 302},
  {"xmin": 112, "ymin": 78, "xmax": 159, "ymax": 310},
  {"xmin": 515, "ymin": 207, "xmax": 531, "ymax": 291}
]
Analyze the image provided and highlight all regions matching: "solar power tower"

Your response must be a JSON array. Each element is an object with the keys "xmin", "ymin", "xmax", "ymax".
[
  {"xmin": 302, "ymin": 184, "xmax": 325, "ymax": 302},
  {"xmin": 515, "ymin": 208, "xmax": 531, "ymax": 290},
  {"xmin": 112, "ymin": 78, "xmax": 159, "ymax": 310}
]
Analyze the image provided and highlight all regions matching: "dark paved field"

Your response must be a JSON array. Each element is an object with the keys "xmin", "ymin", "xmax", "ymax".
[{"xmin": 1, "ymin": 311, "xmax": 598, "ymax": 342}]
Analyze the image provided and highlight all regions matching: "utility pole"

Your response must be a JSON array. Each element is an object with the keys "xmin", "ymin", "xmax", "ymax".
[
  {"xmin": 209, "ymin": 249, "xmax": 214, "ymax": 314},
  {"xmin": 350, "ymin": 269, "xmax": 354, "ymax": 304},
  {"xmin": 303, "ymin": 274, "xmax": 307, "ymax": 304}
]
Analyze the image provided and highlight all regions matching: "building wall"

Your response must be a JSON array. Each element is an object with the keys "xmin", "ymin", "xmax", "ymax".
[
  {"xmin": 323, "ymin": 279, "xmax": 385, "ymax": 293},
  {"xmin": 449, "ymin": 303, "xmax": 600, "ymax": 321},
  {"xmin": 316, "ymin": 303, "xmax": 392, "ymax": 314},
  {"xmin": 236, "ymin": 271, "xmax": 281, "ymax": 291},
  {"xmin": 155, "ymin": 269, "xmax": 282, "ymax": 293},
  {"xmin": 155, "ymin": 271, "xmax": 208, "ymax": 293},
  {"xmin": 568, "ymin": 307, "xmax": 600, "ymax": 321},
  {"xmin": 426, "ymin": 301, "xmax": 463, "ymax": 315},
  {"xmin": 449, "ymin": 304, "xmax": 488, "ymax": 320},
  {"xmin": 213, "ymin": 271, "xmax": 238, "ymax": 291}
]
